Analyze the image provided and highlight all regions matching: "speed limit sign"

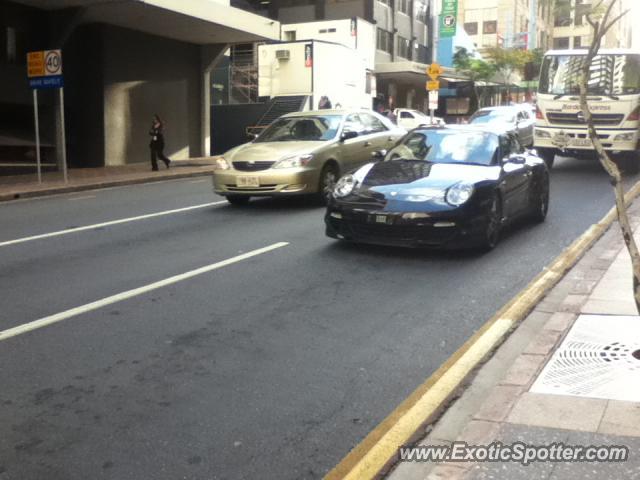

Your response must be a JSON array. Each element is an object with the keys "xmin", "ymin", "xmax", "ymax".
[
  {"xmin": 27, "ymin": 49, "xmax": 63, "ymax": 89},
  {"xmin": 44, "ymin": 50, "xmax": 62, "ymax": 76}
]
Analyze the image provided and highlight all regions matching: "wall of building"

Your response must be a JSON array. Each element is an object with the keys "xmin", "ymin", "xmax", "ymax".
[
  {"xmin": 258, "ymin": 42, "xmax": 313, "ymax": 97},
  {"xmin": 101, "ymin": 25, "xmax": 201, "ymax": 166},
  {"xmin": 63, "ymin": 24, "xmax": 105, "ymax": 168}
]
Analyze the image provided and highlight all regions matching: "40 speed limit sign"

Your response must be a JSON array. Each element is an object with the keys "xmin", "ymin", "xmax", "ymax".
[{"xmin": 27, "ymin": 49, "xmax": 63, "ymax": 89}]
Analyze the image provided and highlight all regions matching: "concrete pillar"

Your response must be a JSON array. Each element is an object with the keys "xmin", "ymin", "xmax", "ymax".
[{"xmin": 201, "ymin": 44, "xmax": 229, "ymax": 157}]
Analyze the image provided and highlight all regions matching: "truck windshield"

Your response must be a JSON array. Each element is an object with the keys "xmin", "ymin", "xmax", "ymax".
[{"xmin": 538, "ymin": 54, "xmax": 640, "ymax": 96}]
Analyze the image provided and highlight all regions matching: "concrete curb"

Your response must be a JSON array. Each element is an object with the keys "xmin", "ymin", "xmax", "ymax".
[
  {"xmin": 0, "ymin": 168, "xmax": 216, "ymax": 202},
  {"xmin": 325, "ymin": 180, "xmax": 640, "ymax": 480}
]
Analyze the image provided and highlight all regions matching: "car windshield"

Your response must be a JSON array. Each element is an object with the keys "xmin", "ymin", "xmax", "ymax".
[
  {"xmin": 386, "ymin": 130, "xmax": 498, "ymax": 166},
  {"xmin": 538, "ymin": 54, "xmax": 640, "ymax": 95},
  {"xmin": 255, "ymin": 115, "xmax": 342, "ymax": 142},
  {"xmin": 469, "ymin": 110, "xmax": 516, "ymax": 124}
]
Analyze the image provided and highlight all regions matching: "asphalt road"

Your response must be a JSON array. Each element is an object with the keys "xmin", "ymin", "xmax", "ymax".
[{"xmin": 0, "ymin": 157, "xmax": 636, "ymax": 480}]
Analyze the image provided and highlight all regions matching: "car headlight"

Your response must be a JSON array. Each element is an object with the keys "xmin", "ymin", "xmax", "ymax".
[
  {"xmin": 272, "ymin": 154, "xmax": 314, "ymax": 169},
  {"xmin": 216, "ymin": 157, "xmax": 230, "ymax": 170},
  {"xmin": 614, "ymin": 132, "xmax": 635, "ymax": 142},
  {"xmin": 535, "ymin": 129, "xmax": 551, "ymax": 138},
  {"xmin": 446, "ymin": 183, "xmax": 474, "ymax": 206},
  {"xmin": 333, "ymin": 174, "xmax": 356, "ymax": 198}
]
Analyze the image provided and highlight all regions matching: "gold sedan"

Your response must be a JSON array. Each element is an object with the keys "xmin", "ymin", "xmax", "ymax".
[{"xmin": 213, "ymin": 109, "xmax": 405, "ymax": 204}]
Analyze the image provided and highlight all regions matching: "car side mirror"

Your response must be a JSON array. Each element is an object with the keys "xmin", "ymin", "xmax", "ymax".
[
  {"xmin": 371, "ymin": 149, "xmax": 387, "ymax": 160},
  {"xmin": 341, "ymin": 130, "xmax": 358, "ymax": 141}
]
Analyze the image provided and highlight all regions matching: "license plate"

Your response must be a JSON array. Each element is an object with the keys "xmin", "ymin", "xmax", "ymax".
[
  {"xmin": 236, "ymin": 176, "xmax": 260, "ymax": 188},
  {"xmin": 570, "ymin": 138, "xmax": 592, "ymax": 147},
  {"xmin": 375, "ymin": 215, "xmax": 387, "ymax": 224}
]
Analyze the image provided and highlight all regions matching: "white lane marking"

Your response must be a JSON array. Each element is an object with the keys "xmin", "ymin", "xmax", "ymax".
[
  {"xmin": 0, "ymin": 242, "xmax": 289, "ymax": 342},
  {"xmin": 0, "ymin": 201, "xmax": 227, "ymax": 248},
  {"xmin": 189, "ymin": 179, "xmax": 207, "ymax": 184},
  {"xmin": 68, "ymin": 195, "xmax": 96, "ymax": 201}
]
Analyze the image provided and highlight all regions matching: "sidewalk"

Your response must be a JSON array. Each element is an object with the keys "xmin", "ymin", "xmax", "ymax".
[
  {"xmin": 388, "ymin": 202, "xmax": 640, "ymax": 479},
  {"xmin": 0, "ymin": 157, "xmax": 219, "ymax": 202}
]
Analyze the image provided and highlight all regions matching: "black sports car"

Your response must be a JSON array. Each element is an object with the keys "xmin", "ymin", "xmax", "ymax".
[{"xmin": 325, "ymin": 126, "xmax": 549, "ymax": 249}]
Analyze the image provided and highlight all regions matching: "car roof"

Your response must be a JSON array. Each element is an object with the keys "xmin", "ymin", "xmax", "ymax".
[{"xmin": 475, "ymin": 105, "xmax": 520, "ymax": 113}]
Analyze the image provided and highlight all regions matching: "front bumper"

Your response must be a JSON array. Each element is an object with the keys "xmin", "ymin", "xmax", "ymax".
[
  {"xmin": 213, "ymin": 167, "xmax": 320, "ymax": 196},
  {"xmin": 324, "ymin": 205, "xmax": 491, "ymax": 249},
  {"xmin": 534, "ymin": 127, "xmax": 638, "ymax": 152}
]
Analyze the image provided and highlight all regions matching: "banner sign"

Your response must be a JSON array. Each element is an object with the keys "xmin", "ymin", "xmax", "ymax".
[{"xmin": 440, "ymin": 0, "xmax": 458, "ymax": 38}]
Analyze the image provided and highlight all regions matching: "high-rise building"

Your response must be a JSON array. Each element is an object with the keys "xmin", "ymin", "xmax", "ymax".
[
  {"xmin": 552, "ymin": 0, "xmax": 632, "ymax": 50},
  {"xmin": 460, "ymin": 0, "xmax": 554, "ymax": 53}
]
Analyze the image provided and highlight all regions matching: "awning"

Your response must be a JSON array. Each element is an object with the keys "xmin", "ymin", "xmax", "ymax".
[
  {"xmin": 11, "ymin": 0, "xmax": 280, "ymax": 44},
  {"xmin": 375, "ymin": 61, "xmax": 470, "ymax": 88}
]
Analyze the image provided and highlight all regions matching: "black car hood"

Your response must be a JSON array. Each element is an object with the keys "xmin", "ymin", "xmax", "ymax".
[{"xmin": 347, "ymin": 160, "xmax": 500, "ymax": 211}]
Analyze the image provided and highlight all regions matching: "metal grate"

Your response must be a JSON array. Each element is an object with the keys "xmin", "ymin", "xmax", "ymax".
[
  {"xmin": 531, "ymin": 314, "xmax": 640, "ymax": 402},
  {"xmin": 546, "ymin": 112, "xmax": 624, "ymax": 126},
  {"xmin": 232, "ymin": 161, "xmax": 274, "ymax": 171}
]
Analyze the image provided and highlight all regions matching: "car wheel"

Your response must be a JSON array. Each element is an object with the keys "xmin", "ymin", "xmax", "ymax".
[
  {"xmin": 531, "ymin": 174, "xmax": 549, "ymax": 223},
  {"xmin": 226, "ymin": 195, "xmax": 250, "ymax": 206},
  {"xmin": 318, "ymin": 163, "xmax": 339, "ymax": 204},
  {"xmin": 539, "ymin": 149, "xmax": 555, "ymax": 169},
  {"xmin": 480, "ymin": 194, "xmax": 502, "ymax": 251}
]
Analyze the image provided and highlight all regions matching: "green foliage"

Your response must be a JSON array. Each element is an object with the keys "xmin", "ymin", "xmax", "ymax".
[{"xmin": 452, "ymin": 47, "xmax": 496, "ymax": 82}]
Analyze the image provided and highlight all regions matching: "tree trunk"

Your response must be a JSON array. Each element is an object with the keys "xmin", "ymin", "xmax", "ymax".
[{"xmin": 578, "ymin": 2, "xmax": 640, "ymax": 314}]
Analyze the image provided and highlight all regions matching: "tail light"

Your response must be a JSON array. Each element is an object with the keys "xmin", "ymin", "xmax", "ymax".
[
  {"xmin": 536, "ymin": 105, "xmax": 544, "ymax": 120},
  {"xmin": 627, "ymin": 106, "xmax": 640, "ymax": 121}
]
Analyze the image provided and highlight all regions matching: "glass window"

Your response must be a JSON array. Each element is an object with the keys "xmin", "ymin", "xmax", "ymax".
[
  {"xmin": 464, "ymin": 22, "xmax": 478, "ymax": 35},
  {"xmin": 553, "ymin": 37, "xmax": 570, "ymax": 49},
  {"xmin": 415, "ymin": 0, "xmax": 428, "ymax": 22},
  {"xmin": 397, "ymin": 36, "xmax": 411, "ymax": 59},
  {"xmin": 360, "ymin": 113, "xmax": 388, "ymax": 133},
  {"xmin": 255, "ymin": 115, "xmax": 342, "ymax": 142},
  {"xmin": 376, "ymin": 28, "xmax": 393, "ymax": 54},
  {"xmin": 469, "ymin": 109, "xmax": 517, "ymax": 124},
  {"xmin": 344, "ymin": 114, "xmax": 366, "ymax": 134},
  {"xmin": 483, "ymin": 21, "xmax": 497, "ymax": 34},
  {"xmin": 385, "ymin": 131, "xmax": 499, "ymax": 165},
  {"xmin": 400, "ymin": 111, "xmax": 415, "ymax": 119},
  {"xmin": 397, "ymin": 0, "xmax": 411, "ymax": 15},
  {"xmin": 538, "ymin": 54, "xmax": 640, "ymax": 95}
]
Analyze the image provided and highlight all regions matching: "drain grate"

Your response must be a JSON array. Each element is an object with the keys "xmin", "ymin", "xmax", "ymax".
[{"xmin": 531, "ymin": 315, "xmax": 640, "ymax": 401}]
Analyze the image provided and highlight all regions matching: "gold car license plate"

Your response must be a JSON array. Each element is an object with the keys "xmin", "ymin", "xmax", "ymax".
[{"xmin": 236, "ymin": 176, "xmax": 260, "ymax": 188}]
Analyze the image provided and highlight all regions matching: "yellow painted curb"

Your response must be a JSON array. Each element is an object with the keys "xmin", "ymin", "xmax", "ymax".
[{"xmin": 325, "ymin": 179, "xmax": 640, "ymax": 480}]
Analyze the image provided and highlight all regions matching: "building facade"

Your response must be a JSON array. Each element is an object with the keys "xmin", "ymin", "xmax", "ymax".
[
  {"xmin": 460, "ymin": 0, "xmax": 554, "ymax": 52},
  {"xmin": 0, "ymin": 0, "xmax": 280, "ymax": 172}
]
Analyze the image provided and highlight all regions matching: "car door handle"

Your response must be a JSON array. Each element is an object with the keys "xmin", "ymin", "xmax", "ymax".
[
  {"xmin": 387, "ymin": 137, "xmax": 394, "ymax": 141},
  {"xmin": 525, "ymin": 171, "xmax": 532, "ymax": 177},
  {"xmin": 364, "ymin": 141, "xmax": 372, "ymax": 147}
]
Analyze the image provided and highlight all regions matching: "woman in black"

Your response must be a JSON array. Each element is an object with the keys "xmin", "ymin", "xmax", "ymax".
[{"xmin": 149, "ymin": 114, "xmax": 171, "ymax": 171}]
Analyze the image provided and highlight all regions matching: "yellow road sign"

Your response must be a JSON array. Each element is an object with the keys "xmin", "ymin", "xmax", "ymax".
[
  {"xmin": 427, "ymin": 63, "xmax": 443, "ymax": 80},
  {"xmin": 27, "ymin": 50, "xmax": 62, "ymax": 78},
  {"xmin": 27, "ymin": 51, "xmax": 45, "ymax": 78},
  {"xmin": 426, "ymin": 80, "xmax": 440, "ymax": 91}
]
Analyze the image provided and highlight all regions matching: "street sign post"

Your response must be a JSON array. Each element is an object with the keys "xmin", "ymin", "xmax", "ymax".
[
  {"xmin": 27, "ymin": 49, "xmax": 67, "ymax": 183},
  {"xmin": 425, "ymin": 63, "xmax": 442, "ymax": 124},
  {"xmin": 427, "ymin": 63, "xmax": 443, "ymax": 80}
]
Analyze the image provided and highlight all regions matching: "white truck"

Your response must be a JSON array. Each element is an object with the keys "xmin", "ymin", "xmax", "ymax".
[{"xmin": 534, "ymin": 49, "xmax": 640, "ymax": 171}]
